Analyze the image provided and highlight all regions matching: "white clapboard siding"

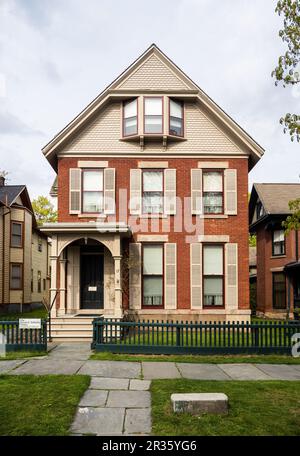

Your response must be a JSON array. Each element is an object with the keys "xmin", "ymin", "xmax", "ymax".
[
  {"xmin": 129, "ymin": 243, "xmax": 142, "ymax": 309},
  {"xmin": 164, "ymin": 243, "xmax": 177, "ymax": 309},
  {"xmin": 190, "ymin": 243, "xmax": 202, "ymax": 308},
  {"xmin": 164, "ymin": 169, "xmax": 176, "ymax": 215},
  {"xmin": 104, "ymin": 168, "xmax": 116, "ymax": 214},
  {"xmin": 130, "ymin": 169, "xmax": 142, "ymax": 215},
  {"xmin": 224, "ymin": 169, "xmax": 237, "ymax": 215},
  {"xmin": 191, "ymin": 169, "xmax": 202, "ymax": 215},
  {"xmin": 225, "ymin": 243, "xmax": 238, "ymax": 309},
  {"xmin": 69, "ymin": 168, "xmax": 81, "ymax": 214}
]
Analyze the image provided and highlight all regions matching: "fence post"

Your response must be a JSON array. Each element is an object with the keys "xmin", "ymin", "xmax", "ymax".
[{"xmin": 176, "ymin": 323, "xmax": 182, "ymax": 347}]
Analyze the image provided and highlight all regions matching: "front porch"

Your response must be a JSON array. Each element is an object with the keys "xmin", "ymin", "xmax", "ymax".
[{"xmin": 40, "ymin": 222, "xmax": 131, "ymax": 340}]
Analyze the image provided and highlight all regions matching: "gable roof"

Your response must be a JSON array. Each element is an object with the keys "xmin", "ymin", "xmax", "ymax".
[
  {"xmin": 0, "ymin": 185, "xmax": 28, "ymax": 207},
  {"xmin": 42, "ymin": 43, "xmax": 264, "ymax": 171},
  {"xmin": 253, "ymin": 183, "xmax": 300, "ymax": 215}
]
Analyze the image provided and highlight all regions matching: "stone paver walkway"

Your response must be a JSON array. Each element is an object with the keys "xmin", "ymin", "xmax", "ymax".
[{"xmin": 2, "ymin": 343, "xmax": 300, "ymax": 435}]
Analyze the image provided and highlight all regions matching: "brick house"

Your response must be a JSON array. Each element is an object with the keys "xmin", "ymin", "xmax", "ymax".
[
  {"xmin": 249, "ymin": 183, "xmax": 300, "ymax": 318},
  {"xmin": 0, "ymin": 176, "xmax": 51, "ymax": 312},
  {"xmin": 41, "ymin": 44, "xmax": 264, "ymax": 340}
]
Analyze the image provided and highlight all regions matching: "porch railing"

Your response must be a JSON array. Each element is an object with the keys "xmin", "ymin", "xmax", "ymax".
[
  {"xmin": 0, "ymin": 320, "xmax": 47, "ymax": 352},
  {"xmin": 92, "ymin": 319, "xmax": 300, "ymax": 355}
]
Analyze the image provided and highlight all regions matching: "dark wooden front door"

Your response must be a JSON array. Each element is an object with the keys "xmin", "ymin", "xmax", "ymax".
[{"xmin": 80, "ymin": 253, "xmax": 104, "ymax": 309}]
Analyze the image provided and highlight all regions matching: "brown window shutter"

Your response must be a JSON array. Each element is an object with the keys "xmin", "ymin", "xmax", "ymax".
[
  {"xmin": 164, "ymin": 169, "xmax": 176, "ymax": 215},
  {"xmin": 69, "ymin": 168, "xmax": 81, "ymax": 214},
  {"xmin": 104, "ymin": 168, "xmax": 115, "ymax": 214},
  {"xmin": 190, "ymin": 243, "xmax": 202, "ymax": 308},
  {"xmin": 129, "ymin": 243, "xmax": 141, "ymax": 310},
  {"xmin": 224, "ymin": 169, "xmax": 237, "ymax": 215},
  {"xmin": 164, "ymin": 243, "xmax": 177, "ymax": 309},
  {"xmin": 225, "ymin": 243, "xmax": 238, "ymax": 309},
  {"xmin": 191, "ymin": 169, "xmax": 202, "ymax": 215},
  {"xmin": 130, "ymin": 169, "xmax": 142, "ymax": 215}
]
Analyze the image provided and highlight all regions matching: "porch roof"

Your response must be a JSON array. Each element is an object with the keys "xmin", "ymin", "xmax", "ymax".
[{"xmin": 40, "ymin": 221, "xmax": 131, "ymax": 236}]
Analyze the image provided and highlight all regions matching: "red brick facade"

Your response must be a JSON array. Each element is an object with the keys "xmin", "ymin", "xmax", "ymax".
[{"xmin": 57, "ymin": 156, "xmax": 250, "ymax": 313}]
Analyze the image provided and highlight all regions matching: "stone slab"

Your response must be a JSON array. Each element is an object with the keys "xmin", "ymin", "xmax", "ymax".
[
  {"xmin": 79, "ymin": 390, "xmax": 108, "ymax": 407},
  {"xmin": 77, "ymin": 361, "xmax": 141, "ymax": 378},
  {"xmin": 124, "ymin": 408, "xmax": 151, "ymax": 434},
  {"xmin": 10, "ymin": 359, "xmax": 83, "ymax": 375},
  {"xmin": 176, "ymin": 363, "xmax": 230, "ymax": 380},
  {"xmin": 218, "ymin": 363, "xmax": 272, "ymax": 380},
  {"xmin": 107, "ymin": 390, "xmax": 151, "ymax": 408},
  {"xmin": 71, "ymin": 407, "xmax": 125, "ymax": 436},
  {"xmin": 142, "ymin": 362, "xmax": 181, "ymax": 379},
  {"xmin": 129, "ymin": 379, "xmax": 151, "ymax": 391},
  {"xmin": 0, "ymin": 360, "xmax": 25, "ymax": 374},
  {"xmin": 254, "ymin": 364, "xmax": 300, "ymax": 380},
  {"xmin": 171, "ymin": 393, "xmax": 228, "ymax": 415},
  {"xmin": 90, "ymin": 377, "xmax": 129, "ymax": 390}
]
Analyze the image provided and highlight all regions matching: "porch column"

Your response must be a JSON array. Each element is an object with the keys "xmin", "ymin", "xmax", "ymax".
[
  {"xmin": 113, "ymin": 255, "xmax": 123, "ymax": 318},
  {"xmin": 49, "ymin": 235, "xmax": 59, "ymax": 318},
  {"xmin": 58, "ymin": 258, "xmax": 67, "ymax": 316}
]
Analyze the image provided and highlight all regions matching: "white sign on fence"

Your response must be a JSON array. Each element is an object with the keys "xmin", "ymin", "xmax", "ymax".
[
  {"xmin": 19, "ymin": 319, "xmax": 42, "ymax": 330},
  {"xmin": 0, "ymin": 332, "xmax": 6, "ymax": 357}
]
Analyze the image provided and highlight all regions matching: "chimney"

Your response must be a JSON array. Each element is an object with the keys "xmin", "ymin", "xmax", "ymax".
[{"xmin": 0, "ymin": 175, "xmax": 5, "ymax": 187}]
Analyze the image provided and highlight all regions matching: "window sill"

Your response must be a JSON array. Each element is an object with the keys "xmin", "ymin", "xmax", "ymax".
[
  {"xmin": 202, "ymin": 214, "xmax": 228, "ymax": 219},
  {"xmin": 139, "ymin": 214, "xmax": 168, "ymax": 219},
  {"xmin": 78, "ymin": 214, "xmax": 107, "ymax": 218},
  {"xmin": 270, "ymin": 255, "xmax": 286, "ymax": 259}
]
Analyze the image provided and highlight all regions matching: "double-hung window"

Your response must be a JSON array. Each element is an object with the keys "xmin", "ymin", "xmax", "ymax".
[
  {"xmin": 203, "ymin": 245, "xmax": 224, "ymax": 307},
  {"xmin": 272, "ymin": 229, "xmax": 285, "ymax": 256},
  {"xmin": 169, "ymin": 99, "xmax": 183, "ymax": 136},
  {"xmin": 82, "ymin": 169, "xmax": 104, "ymax": 213},
  {"xmin": 203, "ymin": 171, "xmax": 223, "ymax": 214},
  {"xmin": 10, "ymin": 264, "xmax": 22, "ymax": 290},
  {"xmin": 142, "ymin": 170, "xmax": 163, "ymax": 214},
  {"xmin": 37, "ymin": 271, "xmax": 42, "ymax": 293},
  {"xmin": 272, "ymin": 272, "xmax": 286, "ymax": 309},
  {"xmin": 143, "ymin": 244, "xmax": 163, "ymax": 307},
  {"xmin": 144, "ymin": 97, "xmax": 163, "ymax": 134},
  {"xmin": 11, "ymin": 222, "xmax": 22, "ymax": 247},
  {"xmin": 123, "ymin": 99, "xmax": 138, "ymax": 136}
]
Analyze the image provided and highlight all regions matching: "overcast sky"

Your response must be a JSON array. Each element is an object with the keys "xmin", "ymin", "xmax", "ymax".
[{"xmin": 1, "ymin": 0, "xmax": 300, "ymax": 202}]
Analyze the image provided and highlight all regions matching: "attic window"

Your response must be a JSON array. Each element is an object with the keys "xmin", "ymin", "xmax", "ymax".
[
  {"xmin": 144, "ymin": 97, "xmax": 163, "ymax": 134},
  {"xmin": 169, "ymin": 99, "xmax": 183, "ymax": 136},
  {"xmin": 123, "ymin": 99, "xmax": 138, "ymax": 136}
]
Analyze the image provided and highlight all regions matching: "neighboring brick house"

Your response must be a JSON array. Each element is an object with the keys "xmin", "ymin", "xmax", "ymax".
[
  {"xmin": 41, "ymin": 44, "xmax": 264, "ymax": 340},
  {"xmin": 249, "ymin": 183, "xmax": 300, "ymax": 318},
  {"xmin": 0, "ymin": 176, "xmax": 51, "ymax": 312}
]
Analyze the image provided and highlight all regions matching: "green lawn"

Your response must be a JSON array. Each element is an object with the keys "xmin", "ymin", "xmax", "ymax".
[
  {"xmin": 151, "ymin": 379, "xmax": 300, "ymax": 436},
  {"xmin": 0, "ymin": 308, "xmax": 48, "ymax": 320},
  {"xmin": 0, "ymin": 375, "xmax": 90, "ymax": 436},
  {"xmin": 0, "ymin": 351, "xmax": 48, "ymax": 360},
  {"xmin": 91, "ymin": 351, "xmax": 300, "ymax": 364}
]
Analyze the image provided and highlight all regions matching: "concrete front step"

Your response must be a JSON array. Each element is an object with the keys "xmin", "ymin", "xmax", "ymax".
[{"xmin": 49, "ymin": 315, "xmax": 119, "ymax": 342}]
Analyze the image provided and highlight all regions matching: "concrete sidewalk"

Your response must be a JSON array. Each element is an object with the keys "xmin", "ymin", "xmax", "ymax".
[
  {"xmin": 1, "ymin": 344, "xmax": 300, "ymax": 436},
  {"xmin": 1, "ymin": 343, "xmax": 300, "ymax": 380}
]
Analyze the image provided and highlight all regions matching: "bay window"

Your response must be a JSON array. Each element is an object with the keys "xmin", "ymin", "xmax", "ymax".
[
  {"xmin": 123, "ymin": 99, "xmax": 138, "ymax": 136},
  {"xmin": 142, "ymin": 170, "xmax": 163, "ymax": 214},
  {"xmin": 203, "ymin": 171, "xmax": 223, "ymax": 214},
  {"xmin": 144, "ymin": 97, "xmax": 163, "ymax": 133},
  {"xmin": 82, "ymin": 169, "xmax": 103, "ymax": 213},
  {"xmin": 203, "ymin": 245, "xmax": 224, "ymax": 306},
  {"xmin": 169, "ymin": 99, "xmax": 183, "ymax": 136},
  {"xmin": 143, "ymin": 244, "xmax": 163, "ymax": 307},
  {"xmin": 272, "ymin": 229, "xmax": 285, "ymax": 256}
]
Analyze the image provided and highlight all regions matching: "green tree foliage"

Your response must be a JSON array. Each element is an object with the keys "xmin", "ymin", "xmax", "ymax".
[
  {"xmin": 32, "ymin": 196, "xmax": 57, "ymax": 226},
  {"xmin": 282, "ymin": 198, "xmax": 300, "ymax": 233},
  {"xmin": 249, "ymin": 234, "xmax": 257, "ymax": 247},
  {"xmin": 272, "ymin": 0, "xmax": 300, "ymax": 142}
]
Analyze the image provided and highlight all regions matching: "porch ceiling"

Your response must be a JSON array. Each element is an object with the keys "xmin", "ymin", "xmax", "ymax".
[{"xmin": 40, "ymin": 221, "xmax": 131, "ymax": 236}]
